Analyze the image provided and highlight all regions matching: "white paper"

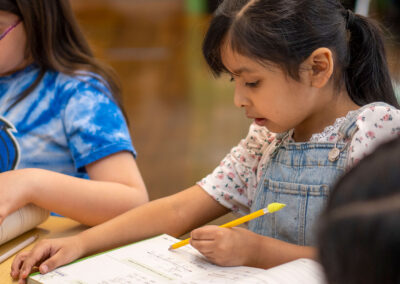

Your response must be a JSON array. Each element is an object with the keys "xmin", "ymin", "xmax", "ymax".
[{"xmin": 30, "ymin": 234, "xmax": 326, "ymax": 284}]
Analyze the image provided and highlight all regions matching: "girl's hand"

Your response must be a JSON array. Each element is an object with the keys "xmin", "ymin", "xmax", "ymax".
[
  {"xmin": 11, "ymin": 236, "xmax": 85, "ymax": 284},
  {"xmin": 190, "ymin": 225, "xmax": 260, "ymax": 267},
  {"xmin": 0, "ymin": 169, "xmax": 34, "ymax": 224}
]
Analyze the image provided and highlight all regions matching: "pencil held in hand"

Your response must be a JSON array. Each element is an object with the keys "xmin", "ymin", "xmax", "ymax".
[{"xmin": 169, "ymin": 202, "xmax": 286, "ymax": 250}]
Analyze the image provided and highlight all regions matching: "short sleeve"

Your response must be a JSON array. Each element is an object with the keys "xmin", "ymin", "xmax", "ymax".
[
  {"xmin": 197, "ymin": 123, "xmax": 277, "ymax": 215},
  {"xmin": 349, "ymin": 104, "xmax": 400, "ymax": 166},
  {"xmin": 60, "ymin": 76, "xmax": 135, "ymax": 171}
]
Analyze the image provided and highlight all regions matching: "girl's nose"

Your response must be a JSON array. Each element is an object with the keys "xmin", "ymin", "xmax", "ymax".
[{"xmin": 233, "ymin": 87, "xmax": 249, "ymax": 108}]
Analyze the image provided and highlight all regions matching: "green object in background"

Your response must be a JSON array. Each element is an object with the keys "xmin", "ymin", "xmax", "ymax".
[
  {"xmin": 185, "ymin": 0, "xmax": 207, "ymax": 14},
  {"xmin": 375, "ymin": 0, "xmax": 390, "ymax": 10}
]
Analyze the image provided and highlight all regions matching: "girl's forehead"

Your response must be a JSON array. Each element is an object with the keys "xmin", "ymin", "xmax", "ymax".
[
  {"xmin": 220, "ymin": 39, "xmax": 241, "ymax": 61},
  {"xmin": 221, "ymin": 43, "xmax": 252, "ymax": 68},
  {"xmin": 220, "ymin": 43, "xmax": 269, "ymax": 75}
]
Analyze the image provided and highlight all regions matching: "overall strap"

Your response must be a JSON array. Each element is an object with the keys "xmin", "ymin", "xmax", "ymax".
[
  {"xmin": 328, "ymin": 102, "xmax": 391, "ymax": 162},
  {"xmin": 337, "ymin": 102, "xmax": 391, "ymax": 139}
]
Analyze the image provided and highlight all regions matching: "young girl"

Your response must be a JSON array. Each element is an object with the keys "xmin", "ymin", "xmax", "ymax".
[
  {"xmin": 11, "ymin": 0, "xmax": 400, "ymax": 281},
  {"xmin": 0, "ymin": 0, "xmax": 148, "ymax": 226},
  {"xmin": 318, "ymin": 136, "xmax": 400, "ymax": 284}
]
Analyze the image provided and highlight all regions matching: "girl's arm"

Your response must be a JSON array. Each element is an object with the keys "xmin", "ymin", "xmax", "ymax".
[
  {"xmin": 0, "ymin": 151, "xmax": 148, "ymax": 226},
  {"xmin": 11, "ymin": 185, "xmax": 229, "ymax": 281}
]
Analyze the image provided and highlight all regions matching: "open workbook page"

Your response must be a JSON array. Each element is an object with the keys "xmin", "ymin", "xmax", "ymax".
[{"xmin": 29, "ymin": 234, "xmax": 326, "ymax": 284}]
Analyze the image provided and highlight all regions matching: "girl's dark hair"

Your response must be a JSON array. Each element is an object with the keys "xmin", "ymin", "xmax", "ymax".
[
  {"xmin": 317, "ymin": 136, "xmax": 400, "ymax": 284},
  {"xmin": 0, "ymin": 0, "xmax": 124, "ymax": 112},
  {"xmin": 203, "ymin": 0, "xmax": 399, "ymax": 108}
]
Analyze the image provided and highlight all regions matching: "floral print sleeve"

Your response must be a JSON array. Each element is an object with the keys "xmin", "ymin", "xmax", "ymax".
[
  {"xmin": 197, "ymin": 123, "xmax": 277, "ymax": 216},
  {"xmin": 349, "ymin": 104, "xmax": 400, "ymax": 166}
]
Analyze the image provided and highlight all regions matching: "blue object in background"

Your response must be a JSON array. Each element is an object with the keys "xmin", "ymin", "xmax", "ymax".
[{"xmin": 0, "ymin": 117, "xmax": 19, "ymax": 172}]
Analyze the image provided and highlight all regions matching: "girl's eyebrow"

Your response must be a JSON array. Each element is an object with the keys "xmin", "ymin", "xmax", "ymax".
[
  {"xmin": 232, "ymin": 67, "xmax": 253, "ymax": 74},
  {"xmin": 227, "ymin": 67, "xmax": 255, "ymax": 76}
]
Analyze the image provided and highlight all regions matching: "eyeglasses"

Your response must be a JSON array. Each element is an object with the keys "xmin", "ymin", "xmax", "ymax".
[{"xmin": 0, "ymin": 20, "xmax": 21, "ymax": 41}]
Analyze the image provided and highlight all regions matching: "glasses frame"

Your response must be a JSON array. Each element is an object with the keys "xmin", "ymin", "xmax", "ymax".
[{"xmin": 0, "ymin": 20, "xmax": 21, "ymax": 41}]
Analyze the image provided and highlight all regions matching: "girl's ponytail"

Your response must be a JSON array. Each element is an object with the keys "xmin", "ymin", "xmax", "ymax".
[{"xmin": 345, "ymin": 11, "xmax": 399, "ymax": 107}]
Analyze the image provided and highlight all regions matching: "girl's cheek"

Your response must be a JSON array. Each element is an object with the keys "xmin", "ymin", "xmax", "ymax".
[{"xmin": 0, "ymin": 37, "xmax": 30, "ymax": 76}]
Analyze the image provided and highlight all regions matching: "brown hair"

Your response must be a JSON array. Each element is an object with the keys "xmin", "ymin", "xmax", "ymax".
[{"xmin": 0, "ymin": 0, "xmax": 124, "ymax": 112}]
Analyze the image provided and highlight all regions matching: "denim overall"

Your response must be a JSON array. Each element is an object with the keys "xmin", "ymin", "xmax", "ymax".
[{"xmin": 248, "ymin": 104, "xmax": 381, "ymax": 246}]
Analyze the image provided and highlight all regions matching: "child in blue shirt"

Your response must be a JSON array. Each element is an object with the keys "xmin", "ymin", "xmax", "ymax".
[
  {"xmin": 10, "ymin": 0, "xmax": 400, "ymax": 281},
  {"xmin": 0, "ymin": 0, "xmax": 148, "ymax": 226}
]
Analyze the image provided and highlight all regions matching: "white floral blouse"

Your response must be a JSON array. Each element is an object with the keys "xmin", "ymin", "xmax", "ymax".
[{"xmin": 198, "ymin": 104, "xmax": 400, "ymax": 216}]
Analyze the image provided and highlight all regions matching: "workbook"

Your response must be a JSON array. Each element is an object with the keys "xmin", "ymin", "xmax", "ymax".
[
  {"xmin": 0, "ymin": 204, "xmax": 49, "ymax": 246},
  {"xmin": 28, "ymin": 234, "xmax": 326, "ymax": 284}
]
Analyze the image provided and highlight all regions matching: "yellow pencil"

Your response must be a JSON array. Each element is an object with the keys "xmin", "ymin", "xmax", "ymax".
[{"xmin": 169, "ymin": 202, "xmax": 286, "ymax": 250}]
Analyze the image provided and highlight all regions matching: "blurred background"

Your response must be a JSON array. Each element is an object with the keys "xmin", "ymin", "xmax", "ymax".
[{"xmin": 69, "ymin": 0, "xmax": 400, "ymax": 217}]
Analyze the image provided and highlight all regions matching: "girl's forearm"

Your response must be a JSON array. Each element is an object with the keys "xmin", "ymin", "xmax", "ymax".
[
  {"xmin": 28, "ymin": 168, "xmax": 149, "ymax": 226},
  {"xmin": 76, "ymin": 197, "xmax": 183, "ymax": 256},
  {"xmin": 75, "ymin": 186, "xmax": 229, "ymax": 257}
]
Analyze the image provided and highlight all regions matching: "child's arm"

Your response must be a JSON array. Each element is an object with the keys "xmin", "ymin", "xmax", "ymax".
[
  {"xmin": 11, "ymin": 185, "xmax": 229, "ymax": 282},
  {"xmin": 190, "ymin": 225, "xmax": 316, "ymax": 268},
  {"xmin": 0, "ymin": 151, "xmax": 148, "ymax": 226}
]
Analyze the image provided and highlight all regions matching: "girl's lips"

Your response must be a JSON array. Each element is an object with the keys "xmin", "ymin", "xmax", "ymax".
[{"xmin": 254, "ymin": 118, "xmax": 267, "ymax": 126}]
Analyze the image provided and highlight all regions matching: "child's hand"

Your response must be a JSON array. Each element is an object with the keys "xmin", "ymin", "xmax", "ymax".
[
  {"xmin": 189, "ymin": 225, "xmax": 260, "ymax": 267},
  {"xmin": 11, "ymin": 236, "xmax": 84, "ymax": 284},
  {"xmin": 0, "ymin": 169, "xmax": 34, "ymax": 223}
]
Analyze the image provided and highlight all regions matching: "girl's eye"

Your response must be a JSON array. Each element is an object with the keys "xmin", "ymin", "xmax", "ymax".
[
  {"xmin": 230, "ymin": 77, "xmax": 235, "ymax": 82},
  {"xmin": 245, "ymin": 81, "xmax": 260, "ymax": 88}
]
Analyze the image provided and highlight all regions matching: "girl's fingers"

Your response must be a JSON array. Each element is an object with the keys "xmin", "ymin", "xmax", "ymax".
[
  {"xmin": 191, "ymin": 243, "xmax": 214, "ymax": 255},
  {"xmin": 18, "ymin": 242, "xmax": 54, "ymax": 280},
  {"xmin": 197, "ymin": 249, "xmax": 215, "ymax": 257},
  {"xmin": 191, "ymin": 225, "xmax": 221, "ymax": 240},
  {"xmin": 38, "ymin": 248, "xmax": 72, "ymax": 274},
  {"xmin": 190, "ymin": 226, "xmax": 231, "ymax": 254},
  {"xmin": 190, "ymin": 238, "xmax": 214, "ymax": 251},
  {"xmin": 11, "ymin": 251, "xmax": 29, "ymax": 279}
]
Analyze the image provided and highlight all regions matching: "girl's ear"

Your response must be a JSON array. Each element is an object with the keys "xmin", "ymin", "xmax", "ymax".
[{"xmin": 304, "ymin": 48, "xmax": 334, "ymax": 88}]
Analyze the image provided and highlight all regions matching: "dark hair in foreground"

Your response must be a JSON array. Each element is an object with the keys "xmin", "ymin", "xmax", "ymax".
[
  {"xmin": 0, "ymin": 0, "xmax": 124, "ymax": 112},
  {"xmin": 317, "ymin": 136, "xmax": 400, "ymax": 284},
  {"xmin": 202, "ymin": 0, "xmax": 399, "ymax": 108}
]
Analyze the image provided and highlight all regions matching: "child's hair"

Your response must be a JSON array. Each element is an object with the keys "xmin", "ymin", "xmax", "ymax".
[
  {"xmin": 202, "ymin": 0, "xmax": 399, "ymax": 108},
  {"xmin": 0, "ymin": 0, "xmax": 123, "ymax": 111},
  {"xmin": 317, "ymin": 136, "xmax": 400, "ymax": 284}
]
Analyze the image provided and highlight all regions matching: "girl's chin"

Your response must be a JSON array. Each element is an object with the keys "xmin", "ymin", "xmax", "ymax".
[
  {"xmin": 254, "ymin": 118, "xmax": 267, "ymax": 126},
  {"xmin": 253, "ymin": 119, "xmax": 287, "ymax": 134}
]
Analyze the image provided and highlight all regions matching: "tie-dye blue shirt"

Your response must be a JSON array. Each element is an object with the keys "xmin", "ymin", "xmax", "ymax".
[{"xmin": 0, "ymin": 64, "xmax": 135, "ymax": 179}]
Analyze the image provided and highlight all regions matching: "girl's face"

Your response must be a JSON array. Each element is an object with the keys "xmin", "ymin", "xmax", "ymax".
[
  {"xmin": 221, "ymin": 44, "xmax": 324, "ymax": 137},
  {"xmin": 0, "ymin": 10, "xmax": 30, "ymax": 76}
]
